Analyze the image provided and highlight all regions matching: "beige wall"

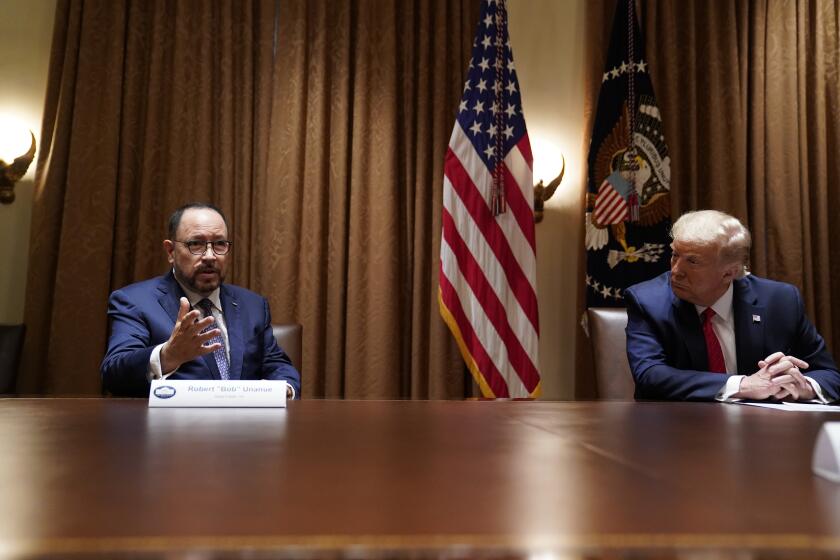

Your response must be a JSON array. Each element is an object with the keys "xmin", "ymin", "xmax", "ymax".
[
  {"xmin": 0, "ymin": 0, "xmax": 56, "ymax": 323},
  {"xmin": 0, "ymin": 0, "xmax": 586, "ymax": 398},
  {"xmin": 509, "ymin": 0, "xmax": 586, "ymax": 399}
]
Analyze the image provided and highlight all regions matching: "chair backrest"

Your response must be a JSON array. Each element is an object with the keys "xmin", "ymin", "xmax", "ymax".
[
  {"xmin": 0, "ymin": 324, "xmax": 26, "ymax": 394},
  {"xmin": 272, "ymin": 323, "xmax": 302, "ymax": 373},
  {"xmin": 587, "ymin": 308, "xmax": 634, "ymax": 400}
]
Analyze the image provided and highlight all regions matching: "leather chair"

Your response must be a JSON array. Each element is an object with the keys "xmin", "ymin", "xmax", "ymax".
[
  {"xmin": 272, "ymin": 323, "xmax": 302, "ymax": 373},
  {"xmin": 0, "ymin": 324, "xmax": 26, "ymax": 394},
  {"xmin": 587, "ymin": 308, "xmax": 634, "ymax": 400}
]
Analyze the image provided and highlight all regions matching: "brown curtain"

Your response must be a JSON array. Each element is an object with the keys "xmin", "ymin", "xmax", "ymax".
[
  {"xmin": 20, "ymin": 0, "xmax": 277, "ymax": 394},
  {"xmin": 252, "ymin": 0, "xmax": 478, "ymax": 398},
  {"xmin": 20, "ymin": 0, "xmax": 479, "ymax": 398},
  {"xmin": 584, "ymin": 0, "xmax": 840, "ymax": 368}
]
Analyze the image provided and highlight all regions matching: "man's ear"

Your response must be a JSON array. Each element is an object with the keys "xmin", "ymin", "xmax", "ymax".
[
  {"xmin": 722, "ymin": 262, "xmax": 739, "ymax": 282},
  {"xmin": 164, "ymin": 240, "xmax": 175, "ymax": 264}
]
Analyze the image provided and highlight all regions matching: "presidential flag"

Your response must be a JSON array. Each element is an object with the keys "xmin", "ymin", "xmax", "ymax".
[
  {"xmin": 439, "ymin": 0, "xmax": 539, "ymax": 398},
  {"xmin": 585, "ymin": 0, "xmax": 671, "ymax": 306}
]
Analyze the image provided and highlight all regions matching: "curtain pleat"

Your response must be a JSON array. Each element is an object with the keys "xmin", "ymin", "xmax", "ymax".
[{"xmin": 253, "ymin": 0, "xmax": 478, "ymax": 398}]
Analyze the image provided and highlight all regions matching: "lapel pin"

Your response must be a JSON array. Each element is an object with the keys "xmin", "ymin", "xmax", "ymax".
[{"xmin": 752, "ymin": 314, "xmax": 761, "ymax": 323}]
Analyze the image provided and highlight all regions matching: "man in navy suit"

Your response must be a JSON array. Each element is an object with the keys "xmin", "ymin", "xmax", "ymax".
[
  {"xmin": 101, "ymin": 203, "xmax": 301, "ymax": 398},
  {"xmin": 625, "ymin": 210, "xmax": 839, "ymax": 402}
]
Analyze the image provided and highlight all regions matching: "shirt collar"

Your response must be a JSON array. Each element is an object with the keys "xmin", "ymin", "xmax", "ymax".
[
  {"xmin": 695, "ymin": 282, "xmax": 734, "ymax": 321},
  {"xmin": 172, "ymin": 269, "xmax": 222, "ymax": 313}
]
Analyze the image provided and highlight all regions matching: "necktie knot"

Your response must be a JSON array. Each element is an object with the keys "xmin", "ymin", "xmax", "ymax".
[
  {"xmin": 197, "ymin": 298, "xmax": 214, "ymax": 318},
  {"xmin": 702, "ymin": 307, "xmax": 716, "ymax": 323}
]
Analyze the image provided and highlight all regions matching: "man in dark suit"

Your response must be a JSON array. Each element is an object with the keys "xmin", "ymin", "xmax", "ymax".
[
  {"xmin": 101, "ymin": 203, "xmax": 300, "ymax": 398},
  {"xmin": 625, "ymin": 210, "xmax": 839, "ymax": 402}
]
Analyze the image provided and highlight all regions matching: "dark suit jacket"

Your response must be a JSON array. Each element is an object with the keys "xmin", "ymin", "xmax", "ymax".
[
  {"xmin": 100, "ymin": 272, "xmax": 301, "ymax": 398},
  {"xmin": 624, "ymin": 272, "xmax": 840, "ymax": 401}
]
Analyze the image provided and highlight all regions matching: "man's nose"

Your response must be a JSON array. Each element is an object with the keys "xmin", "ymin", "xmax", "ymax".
[
  {"xmin": 200, "ymin": 244, "xmax": 216, "ymax": 259},
  {"xmin": 671, "ymin": 258, "xmax": 683, "ymax": 276}
]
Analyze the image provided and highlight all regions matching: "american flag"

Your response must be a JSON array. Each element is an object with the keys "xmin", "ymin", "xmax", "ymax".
[
  {"xmin": 593, "ymin": 176, "xmax": 630, "ymax": 225},
  {"xmin": 439, "ymin": 0, "xmax": 539, "ymax": 399}
]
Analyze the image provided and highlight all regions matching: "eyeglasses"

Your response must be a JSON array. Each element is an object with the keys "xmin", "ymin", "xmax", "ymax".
[{"xmin": 176, "ymin": 240, "xmax": 233, "ymax": 255}]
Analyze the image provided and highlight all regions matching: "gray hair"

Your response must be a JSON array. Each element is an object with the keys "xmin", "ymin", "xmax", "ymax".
[{"xmin": 671, "ymin": 210, "xmax": 751, "ymax": 278}]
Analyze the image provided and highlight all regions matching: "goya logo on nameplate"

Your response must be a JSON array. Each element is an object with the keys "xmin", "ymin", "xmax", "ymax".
[{"xmin": 153, "ymin": 385, "xmax": 177, "ymax": 399}]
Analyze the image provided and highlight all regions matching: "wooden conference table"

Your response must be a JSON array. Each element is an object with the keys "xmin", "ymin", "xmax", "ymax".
[{"xmin": 1, "ymin": 399, "xmax": 840, "ymax": 559}]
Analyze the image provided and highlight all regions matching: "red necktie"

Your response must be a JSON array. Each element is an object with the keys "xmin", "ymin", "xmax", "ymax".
[{"xmin": 701, "ymin": 308, "xmax": 726, "ymax": 373}]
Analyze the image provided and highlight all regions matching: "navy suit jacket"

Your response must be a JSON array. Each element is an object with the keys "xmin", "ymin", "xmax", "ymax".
[
  {"xmin": 624, "ymin": 272, "xmax": 840, "ymax": 401},
  {"xmin": 100, "ymin": 273, "xmax": 301, "ymax": 398}
]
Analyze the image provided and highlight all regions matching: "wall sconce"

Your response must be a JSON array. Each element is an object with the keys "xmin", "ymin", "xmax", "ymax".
[
  {"xmin": 0, "ymin": 131, "xmax": 36, "ymax": 205},
  {"xmin": 533, "ymin": 154, "xmax": 565, "ymax": 223}
]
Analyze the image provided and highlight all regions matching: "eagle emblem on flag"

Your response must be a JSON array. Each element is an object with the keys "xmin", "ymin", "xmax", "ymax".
[{"xmin": 586, "ymin": 99, "xmax": 671, "ymax": 254}]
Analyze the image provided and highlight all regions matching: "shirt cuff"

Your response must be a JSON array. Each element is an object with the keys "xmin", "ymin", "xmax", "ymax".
[
  {"xmin": 805, "ymin": 376, "xmax": 829, "ymax": 404},
  {"xmin": 715, "ymin": 375, "xmax": 745, "ymax": 402},
  {"xmin": 148, "ymin": 343, "xmax": 177, "ymax": 381}
]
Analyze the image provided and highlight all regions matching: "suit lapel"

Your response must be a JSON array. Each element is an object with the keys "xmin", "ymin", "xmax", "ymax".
[
  {"xmin": 733, "ymin": 277, "xmax": 765, "ymax": 375},
  {"xmin": 156, "ymin": 273, "xmax": 184, "ymax": 326},
  {"xmin": 200, "ymin": 352, "xmax": 222, "ymax": 380},
  {"xmin": 221, "ymin": 285, "xmax": 243, "ymax": 380},
  {"xmin": 672, "ymin": 294, "xmax": 708, "ymax": 370}
]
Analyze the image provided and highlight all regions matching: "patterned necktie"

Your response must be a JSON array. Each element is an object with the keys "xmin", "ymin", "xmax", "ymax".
[
  {"xmin": 701, "ymin": 308, "xmax": 726, "ymax": 374},
  {"xmin": 197, "ymin": 298, "xmax": 230, "ymax": 380}
]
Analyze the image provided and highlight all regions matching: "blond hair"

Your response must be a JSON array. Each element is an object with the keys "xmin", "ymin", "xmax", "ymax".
[{"xmin": 671, "ymin": 210, "xmax": 751, "ymax": 278}]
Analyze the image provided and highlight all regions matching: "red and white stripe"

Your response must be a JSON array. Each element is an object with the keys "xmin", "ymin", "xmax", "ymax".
[
  {"xmin": 439, "ymin": 123, "xmax": 540, "ymax": 398},
  {"xmin": 593, "ymin": 179, "xmax": 629, "ymax": 225}
]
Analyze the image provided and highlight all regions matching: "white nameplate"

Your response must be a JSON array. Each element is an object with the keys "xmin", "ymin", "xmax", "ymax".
[
  {"xmin": 813, "ymin": 422, "xmax": 840, "ymax": 483},
  {"xmin": 148, "ymin": 379, "xmax": 287, "ymax": 408}
]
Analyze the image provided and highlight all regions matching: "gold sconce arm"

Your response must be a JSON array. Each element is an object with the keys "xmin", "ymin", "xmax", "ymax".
[
  {"xmin": 534, "ymin": 154, "xmax": 565, "ymax": 223},
  {"xmin": 0, "ymin": 131, "xmax": 37, "ymax": 205}
]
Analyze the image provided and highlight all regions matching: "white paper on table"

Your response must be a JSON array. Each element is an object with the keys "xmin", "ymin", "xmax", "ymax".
[{"xmin": 737, "ymin": 401, "xmax": 840, "ymax": 412}]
